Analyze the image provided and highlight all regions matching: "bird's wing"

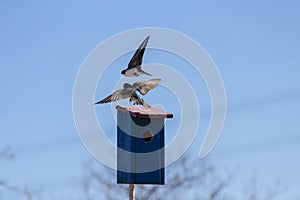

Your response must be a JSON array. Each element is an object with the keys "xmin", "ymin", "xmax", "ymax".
[
  {"xmin": 95, "ymin": 88, "xmax": 134, "ymax": 104},
  {"xmin": 133, "ymin": 78, "xmax": 161, "ymax": 95},
  {"xmin": 123, "ymin": 83, "xmax": 134, "ymax": 89},
  {"xmin": 127, "ymin": 36, "xmax": 150, "ymax": 69}
]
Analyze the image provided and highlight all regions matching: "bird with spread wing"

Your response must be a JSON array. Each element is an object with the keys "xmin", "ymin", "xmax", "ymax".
[
  {"xmin": 95, "ymin": 79, "xmax": 161, "ymax": 107},
  {"xmin": 121, "ymin": 36, "xmax": 152, "ymax": 77}
]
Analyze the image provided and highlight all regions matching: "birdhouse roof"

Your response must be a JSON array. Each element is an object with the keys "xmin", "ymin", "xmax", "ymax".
[{"xmin": 116, "ymin": 105, "xmax": 173, "ymax": 119}]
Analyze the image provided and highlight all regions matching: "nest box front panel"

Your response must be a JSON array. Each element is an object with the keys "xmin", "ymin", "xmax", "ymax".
[{"xmin": 117, "ymin": 110, "xmax": 165, "ymax": 184}]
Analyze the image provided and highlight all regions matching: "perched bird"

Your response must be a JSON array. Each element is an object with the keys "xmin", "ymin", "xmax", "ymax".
[
  {"xmin": 95, "ymin": 79, "xmax": 161, "ymax": 107},
  {"xmin": 121, "ymin": 36, "xmax": 152, "ymax": 77}
]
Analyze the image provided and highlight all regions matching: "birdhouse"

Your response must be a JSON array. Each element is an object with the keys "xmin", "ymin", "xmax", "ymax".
[{"xmin": 116, "ymin": 105, "xmax": 173, "ymax": 185}]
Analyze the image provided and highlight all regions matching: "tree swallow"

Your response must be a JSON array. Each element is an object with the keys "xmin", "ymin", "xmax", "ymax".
[
  {"xmin": 95, "ymin": 79, "xmax": 161, "ymax": 107},
  {"xmin": 121, "ymin": 36, "xmax": 152, "ymax": 77}
]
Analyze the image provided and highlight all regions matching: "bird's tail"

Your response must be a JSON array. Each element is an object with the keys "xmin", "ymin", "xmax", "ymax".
[
  {"xmin": 132, "ymin": 98, "xmax": 151, "ymax": 108},
  {"xmin": 139, "ymin": 69, "xmax": 152, "ymax": 76},
  {"xmin": 142, "ymin": 100, "xmax": 150, "ymax": 108}
]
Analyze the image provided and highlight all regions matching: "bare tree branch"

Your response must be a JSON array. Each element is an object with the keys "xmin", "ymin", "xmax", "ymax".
[
  {"xmin": 0, "ymin": 147, "xmax": 37, "ymax": 200},
  {"xmin": 80, "ymin": 154, "xmax": 284, "ymax": 200},
  {"xmin": 0, "ymin": 180, "xmax": 35, "ymax": 200},
  {"xmin": 0, "ymin": 146, "xmax": 15, "ymax": 161}
]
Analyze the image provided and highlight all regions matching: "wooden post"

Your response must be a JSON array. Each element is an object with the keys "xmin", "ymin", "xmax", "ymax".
[{"xmin": 129, "ymin": 184, "xmax": 134, "ymax": 200}]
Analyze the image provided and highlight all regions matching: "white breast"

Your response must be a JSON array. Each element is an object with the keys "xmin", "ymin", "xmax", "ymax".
[{"xmin": 124, "ymin": 68, "xmax": 139, "ymax": 77}]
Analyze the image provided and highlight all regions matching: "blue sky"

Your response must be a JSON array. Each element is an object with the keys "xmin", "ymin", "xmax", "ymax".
[{"xmin": 1, "ymin": 0, "xmax": 300, "ymax": 199}]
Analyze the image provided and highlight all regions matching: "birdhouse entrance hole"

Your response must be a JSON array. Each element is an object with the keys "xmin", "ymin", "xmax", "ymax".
[{"xmin": 142, "ymin": 130, "xmax": 154, "ymax": 142}]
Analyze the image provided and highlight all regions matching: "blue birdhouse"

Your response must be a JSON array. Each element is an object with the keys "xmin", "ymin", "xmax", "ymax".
[{"xmin": 116, "ymin": 105, "xmax": 173, "ymax": 185}]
